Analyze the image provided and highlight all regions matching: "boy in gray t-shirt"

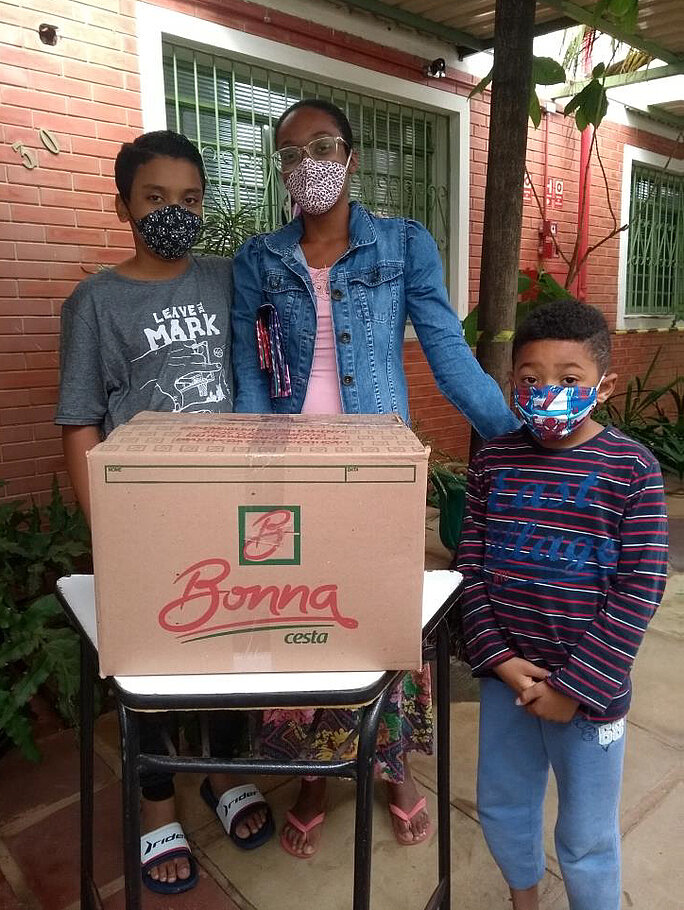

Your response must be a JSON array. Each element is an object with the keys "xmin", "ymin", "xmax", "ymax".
[
  {"xmin": 57, "ymin": 257, "xmax": 234, "ymax": 438},
  {"xmin": 56, "ymin": 131, "xmax": 273, "ymax": 894}
]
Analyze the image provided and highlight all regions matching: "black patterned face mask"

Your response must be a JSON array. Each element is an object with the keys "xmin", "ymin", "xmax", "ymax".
[{"xmin": 135, "ymin": 205, "xmax": 203, "ymax": 260}]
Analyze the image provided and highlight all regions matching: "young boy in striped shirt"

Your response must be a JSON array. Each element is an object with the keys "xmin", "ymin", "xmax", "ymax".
[{"xmin": 458, "ymin": 300, "xmax": 668, "ymax": 910}]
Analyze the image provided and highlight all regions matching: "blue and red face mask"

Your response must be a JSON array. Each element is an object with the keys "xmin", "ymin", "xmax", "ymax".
[{"xmin": 514, "ymin": 380, "xmax": 604, "ymax": 442}]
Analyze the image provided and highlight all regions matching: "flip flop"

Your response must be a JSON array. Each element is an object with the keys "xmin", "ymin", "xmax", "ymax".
[
  {"xmin": 388, "ymin": 796, "xmax": 433, "ymax": 846},
  {"xmin": 200, "ymin": 778, "xmax": 274, "ymax": 850},
  {"xmin": 140, "ymin": 822, "xmax": 198, "ymax": 894},
  {"xmin": 280, "ymin": 809, "xmax": 326, "ymax": 859}
]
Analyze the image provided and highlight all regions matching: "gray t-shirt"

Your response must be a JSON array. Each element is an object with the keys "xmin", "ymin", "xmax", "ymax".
[{"xmin": 56, "ymin": 255, "xmax": 234, "ymax": 437}]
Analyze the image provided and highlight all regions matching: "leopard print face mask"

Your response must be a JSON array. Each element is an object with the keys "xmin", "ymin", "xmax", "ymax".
[{"xmin": 285, "ymin": 156, "xmax": 350, "ymax": 216}]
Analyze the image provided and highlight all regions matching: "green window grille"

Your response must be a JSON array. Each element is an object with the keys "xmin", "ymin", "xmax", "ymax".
[
  {"xmin": 162, "ymin": 42, "xmax": 450, "ymax": 275},
  {"xmin": 626, "ymin": 164, "xmax": 683, "ymax": 317}
]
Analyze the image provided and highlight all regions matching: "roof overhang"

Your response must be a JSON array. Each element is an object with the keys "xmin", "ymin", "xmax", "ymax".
[
  {"xmin": 339, "ymin": 1, "xmax": 684, "ymax": 130},
  {"xmin": 339, "ymin": 0, "xmax": 684, "ymax": 68}
]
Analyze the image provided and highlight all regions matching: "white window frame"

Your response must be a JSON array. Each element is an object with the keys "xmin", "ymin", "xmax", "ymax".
[
  {"xmin": 136, "ymin": 1, "xmax": 470, "ymax": 317},
  {"xmin": 617, "ymin": 144, "xmax": 684, "ymax": 330}
]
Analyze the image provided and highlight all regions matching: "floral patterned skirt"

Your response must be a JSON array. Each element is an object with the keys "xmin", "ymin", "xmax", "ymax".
[{"xmin": 257, "ymin": 665, "xmax": 433, "ymax": 782}]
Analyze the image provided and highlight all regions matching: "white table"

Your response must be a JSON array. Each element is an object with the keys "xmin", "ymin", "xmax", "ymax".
[{"xmin": 57, "ymin": 569, "xmax": 463, "ymax": 910}]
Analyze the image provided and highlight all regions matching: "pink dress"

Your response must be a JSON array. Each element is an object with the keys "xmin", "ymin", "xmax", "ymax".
[
  {"xmin": 301, "ymin": 267, "xmax": 343, "ymax": 414},
  {"xmin": 258, "ymin": 264, "xmax": 433, "ymax": 782}
]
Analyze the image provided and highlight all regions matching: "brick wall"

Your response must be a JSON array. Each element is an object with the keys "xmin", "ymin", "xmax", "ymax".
[
  {"xmin": 1, "ymin": 0, "xmax": 682, "ymax": 502},
  {"xmin": 519, "ymin": 111, "xmax": 683, "ymax": 399},
  {"xmin": 1, "ymin": 0, "xmax": 140, "ymax": 501}
]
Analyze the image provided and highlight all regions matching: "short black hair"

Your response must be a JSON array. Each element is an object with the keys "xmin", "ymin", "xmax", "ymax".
[
  {"xmin": 114, "ymin": 130, "xmax": 206, "ymax": 203},
  {"xmin": 513, "ymin": 298, "xmax": 611, "ymax": 373},
  {"xmin": 274, "ymin": 99, "xmax": 354, "ymax": 151}
]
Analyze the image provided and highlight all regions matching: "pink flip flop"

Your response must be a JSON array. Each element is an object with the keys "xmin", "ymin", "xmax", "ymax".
[
  {"xmin": 388, "ymin": 796, "xmax": 432, "ymax": 846},
  {"xmin": 279, "ymin": 809, "xmax": 326, "ymax": 859}
]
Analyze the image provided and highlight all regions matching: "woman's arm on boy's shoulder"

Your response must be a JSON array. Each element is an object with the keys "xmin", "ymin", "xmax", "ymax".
[
  {"xmin": 457, "ymin": 452, "xmax": 517, "ymax": 674},
  {"xmin": 546, "ymin": 454, "xmax": 669, "ymax": 714},
  {"xmin": 403, "ymin": 220, "xmax": 519, "ymax": 441},
  {"xmin": 231, "ymin": 238, "xmax": 273, "ymax": 414}
]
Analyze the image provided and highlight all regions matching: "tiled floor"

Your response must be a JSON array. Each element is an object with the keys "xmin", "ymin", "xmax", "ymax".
[
  {"xmin": 6, "ymin": 781, "xmax": 124, "ymax": 910},
  {"xmin": 1, "ymin": 507, "xmax": 682, "ymax": 909}
]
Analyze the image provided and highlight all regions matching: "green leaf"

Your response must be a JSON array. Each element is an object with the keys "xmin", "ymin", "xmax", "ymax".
[
  {"xmin": 468, "ymin": 69, "xmax": 492, "ymax": 100},
  {"xmin": 58, "ymin": 540, "xmax": 90, "ymax": 558},
  {"xmin": 44, "ymin": 631, "xmax": 80, "ymax": 679},
  {"xmin": 563, "ymin": 91, "xmax": 583, "ymax": 117},
  {"xmin": 532, "ymin": 56, "xmax": 566, "ymax": 86},
  {"xmin": 0, "ymin": 706, "xmax": 40, "ymax": 762},
  {"xmin": 585, "ymin": 81, "xmax": 608, "ymax": 128},
  {"xmin": 529, "ymin": 90, "xmax": 542, "ymax": 128},
  {"xmin": 575, "ymin": 106, "xmax": 589, "ymax": 132},
  {"xmin": 537, "ymin": 271, "xmax": 572, "ymax": 301},
  {"xmin": 25, "ymin": 593, "xmax": 61, "ymax": 624},
  {"xmin": 461, "ymin": 307, "xmax": 478, "ymax": 347},
  {"xmin": 565, "ymin": 78, "xmax": 608, "ymax": 131},
  {"xmin": 44, "ymin": 633, "xmax": 81, "ymax": 726},
  {"xmin": 0, "ymin": 636, "xmax": 41, "ymax": 665},
  {"xmin": 9, "ymin": 656, "xmax": 52, "ymax": 711}
]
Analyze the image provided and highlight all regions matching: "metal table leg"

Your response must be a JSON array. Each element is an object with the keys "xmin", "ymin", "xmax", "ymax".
[
  {"xmin": 79, "ymin": 638, "xmax": 97, "ymax": 910},
  {"xmin": 352, "ymin": 692, "xmax": 388, "ymax": 910},
  {"xmin": 118, "ymin": 705, "xmax": 142, "ymax": 910}
]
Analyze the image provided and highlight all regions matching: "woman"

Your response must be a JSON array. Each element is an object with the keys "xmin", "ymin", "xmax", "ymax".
[{"xmin": 232, "ymin": 99, "xmax": 518, "ymax": 858}]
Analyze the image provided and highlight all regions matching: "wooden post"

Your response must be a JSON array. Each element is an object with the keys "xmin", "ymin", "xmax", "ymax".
[{"xmin": 475, "ymin": 0, "xmax": 536, "ymax": 394}]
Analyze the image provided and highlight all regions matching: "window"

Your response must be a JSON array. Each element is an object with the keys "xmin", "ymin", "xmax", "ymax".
[
  {"xmin": 626, "ymin": 163, "xmax": 683, "ymax": 317},
  {"xmin": 162, "ymin": 42, "xmax": 450, "ymax": 275}
]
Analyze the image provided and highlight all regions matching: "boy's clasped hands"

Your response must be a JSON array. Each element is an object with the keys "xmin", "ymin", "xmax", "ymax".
[{"xmin": 494, "ymin": 657, "xmax": 580, "ymax": 723}]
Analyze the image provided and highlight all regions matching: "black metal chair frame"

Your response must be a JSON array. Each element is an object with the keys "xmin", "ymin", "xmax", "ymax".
[{"xmin": 57, "ymin": 573, "xmax": 463, "ymax": 910}]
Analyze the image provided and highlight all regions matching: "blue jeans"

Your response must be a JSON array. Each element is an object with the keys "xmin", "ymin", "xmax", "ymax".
[{"xmin": 477, "ymin": 677, "xmax": 626, "ymax": 909}]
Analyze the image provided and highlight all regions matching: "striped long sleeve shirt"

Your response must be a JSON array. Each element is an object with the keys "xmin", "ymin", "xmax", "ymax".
[{"xmin": 457, "ymin": 426, "xmax": 668, "ymax": 720}]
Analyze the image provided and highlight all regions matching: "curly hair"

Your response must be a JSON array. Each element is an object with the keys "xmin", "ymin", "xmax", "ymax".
[{"xmin": 513, "ymin": 298, "xmax": 611, "ymax": 373}]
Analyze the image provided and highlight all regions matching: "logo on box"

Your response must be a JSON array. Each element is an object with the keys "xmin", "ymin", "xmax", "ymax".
[
  {"xmin": 238, "ymin": 506, "xmax": 301, "ymax": 565},
  {"xmin": 156, "ymin": 505, "xmax": 358, "ymax": 645}
]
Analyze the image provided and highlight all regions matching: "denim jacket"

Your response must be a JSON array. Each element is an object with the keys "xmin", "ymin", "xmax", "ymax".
[{"xmin": 232, "ymin": 202, "xmax": 519, "ymax": 439}]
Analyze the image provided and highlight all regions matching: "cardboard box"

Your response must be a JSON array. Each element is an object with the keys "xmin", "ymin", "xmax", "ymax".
[{"xmin": 88, "ymin": 412, "xmax": 428, "ymax": 676}]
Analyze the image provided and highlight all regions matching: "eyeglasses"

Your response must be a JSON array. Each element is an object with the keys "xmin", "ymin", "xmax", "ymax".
[{"xmin": 271, "ymin": 135, "xmax": 348, "ymax": 172}]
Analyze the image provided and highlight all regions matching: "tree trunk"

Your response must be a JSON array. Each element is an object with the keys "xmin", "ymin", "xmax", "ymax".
[{"xmin": 475, "ymin": 0, "xmax": 536, "ymax": 393}]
